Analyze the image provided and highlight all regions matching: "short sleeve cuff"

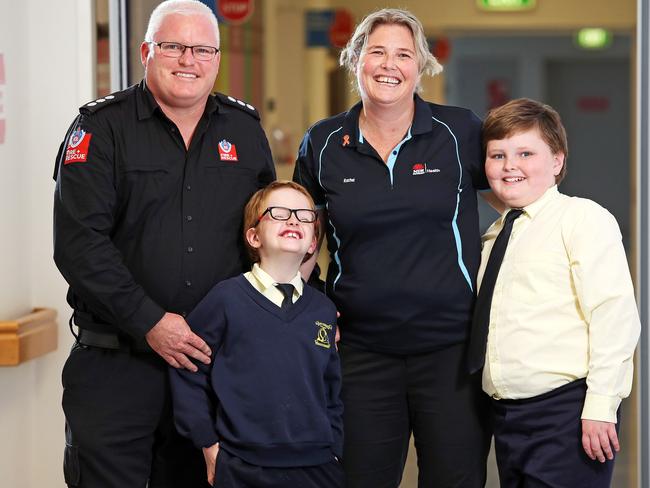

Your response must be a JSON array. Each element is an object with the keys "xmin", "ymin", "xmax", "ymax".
[
  {"xmin": 581, "ymin": 392, "xmax": 621, "ymax": 423},
  {"xmin": 125, "ymin": 296, "xmax": 166, "ymax": 338}
]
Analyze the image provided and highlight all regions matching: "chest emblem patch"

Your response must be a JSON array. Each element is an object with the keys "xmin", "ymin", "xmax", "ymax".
[
  {"xmin": 218, "ymin": 139, "xmax": 238, "ymax": 162},
  {"xmin": 412, "ymin": 163, "xmax": 440, "ymax": 176},
  {"xmin": 64, "ymin": 128, "xmax": 92, "ymax": 165},
  {"xmin": 314, "ymin": 321, "xmax": 333, "ymax": 349}
]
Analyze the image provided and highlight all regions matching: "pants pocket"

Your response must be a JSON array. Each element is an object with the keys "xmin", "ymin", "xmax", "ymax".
[{"xmin": 63, "ymin": 443, "xmax": 80, "ymax": 486}]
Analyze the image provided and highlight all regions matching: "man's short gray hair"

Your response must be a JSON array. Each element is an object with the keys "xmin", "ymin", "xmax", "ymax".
[
  {"xmin": 339, "ymin": 8, "xmax": 442, "ymax": 93},
  {"xmin": 144, "ymin": 0, "xmax": 220, "ymax": 46}
]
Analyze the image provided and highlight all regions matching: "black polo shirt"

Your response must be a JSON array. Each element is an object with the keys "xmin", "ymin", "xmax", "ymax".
[
  {"xmin": 54, "ymin": 81, "xmax": 275, "ymax": 339},
  {"xmin": 294, "ymin": 95, "xmax": 487, "ymax": 354}
]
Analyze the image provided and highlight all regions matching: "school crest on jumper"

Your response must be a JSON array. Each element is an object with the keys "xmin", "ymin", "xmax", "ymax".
[
  {"xmin": 314, "ymin": 321, "xmax": 333, "ymax": 349},
  {"xmin": 218, "ymin": 139, "xmax": 238, "ymax": 161}
]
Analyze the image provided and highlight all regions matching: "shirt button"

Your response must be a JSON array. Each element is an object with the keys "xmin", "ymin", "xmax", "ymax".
[
  {"xmin": 185, "ymin": 280, "xmax": 192, "ymax": 287},
  {"xmin": 186, "ymin": 215, "xmax": 193, "ymax": 222},
  {"xmin": 187, "ymin": 246, "xmax": 194, "ymax": 253},
  {"xmin": 392, "ymin": 151, "xmax": 397, "ymax": 155},
  {"xmin": 186, "ymin": 184, "xmax": 191, "ymax": 191}
]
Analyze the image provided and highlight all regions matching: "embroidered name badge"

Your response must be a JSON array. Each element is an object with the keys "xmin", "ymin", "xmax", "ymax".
[
  {"xmin": 64, "ymin": 128, "xmax": 92, "ymax": 165},
  {"xmin": 218, "ymin": 139, "xmax": 238, "ymax": 162},
  {"xmin": 314, "ymin": 321, "xmax": 333, "ymax": 349}
]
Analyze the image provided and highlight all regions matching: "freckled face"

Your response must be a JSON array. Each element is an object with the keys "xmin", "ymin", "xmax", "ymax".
[
  {"xmin": 485, "ymin": 128, "xmax": 564, "ymax": 208},
  {"xmin": 141, "ymin": 13, "xmax": 220, "ymax": 111},
  {"xmin": 246, "ymin": 188, "xmax": 317, "ymax": 259},
  {"xmin": 357, "ymin": 23, "xmax": 419, "ymax": 108}
]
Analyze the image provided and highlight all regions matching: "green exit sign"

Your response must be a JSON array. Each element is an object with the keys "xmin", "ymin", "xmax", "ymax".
[
  {"xmin": 576, "ymin": 28, "xmax": 612, "ymax": 49},
  {"xmin": 477, "ymin": 0, "xmax": 536, "ymax": 11}
]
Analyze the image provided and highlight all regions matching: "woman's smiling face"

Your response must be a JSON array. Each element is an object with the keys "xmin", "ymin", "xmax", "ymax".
[{"xmin": 356, "ymin": 23, "xmax": 419, "ymax": 108}]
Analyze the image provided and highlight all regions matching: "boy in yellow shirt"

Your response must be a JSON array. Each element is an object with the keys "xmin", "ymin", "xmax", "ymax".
[{"xmin": 469, "ymin": 98, "xmax": 640, "ymax": 487}]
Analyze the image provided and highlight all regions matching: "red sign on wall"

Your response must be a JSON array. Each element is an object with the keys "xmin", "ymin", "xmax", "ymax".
[
  {"xmin": 577, "ymin": 96, "xmax": 609, "ymax": 112},
  {"xmin": 328, "ymin": 10, "xmax": 353, "ymax": 48},
  {"xmin": 218, "ymin": 0, "xmax": 254, "ymax": 25}
]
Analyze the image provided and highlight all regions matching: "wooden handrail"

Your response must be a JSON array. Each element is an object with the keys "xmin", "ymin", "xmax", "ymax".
[{"xmin": 0, "ymin": 308, "xmax": 58, "ymax": 366}]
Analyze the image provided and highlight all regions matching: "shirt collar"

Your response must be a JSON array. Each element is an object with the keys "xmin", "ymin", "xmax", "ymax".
[
  {"xmin": 250, "ymin": 263, "xmax": 304, "ymax": 296},
  {"xmin": 339, "ymin": 94, "xmax": 432, "ymax": 149},
  {"xmin": 521, "ymin": 185, "xmax": 560, "ymax": 219},
  {"xmin": 497, "ymin": 185, "xmax": 560, "ymax": 224},
  {"xmin": 135, "ymin": 80, "xmax": 159, "ymax": 120},
  {"xmin": 135, "ymin": 79, "xmax": 219, "ymax": 121},
  {"xmin": 410, "ymin": 93, "xmax": 434, "ymax": 136}
]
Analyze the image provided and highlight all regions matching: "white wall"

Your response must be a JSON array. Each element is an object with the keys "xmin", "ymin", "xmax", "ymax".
[{"xmin": 0, "ymin": 1, "xmax": 93, "ymax": 487}]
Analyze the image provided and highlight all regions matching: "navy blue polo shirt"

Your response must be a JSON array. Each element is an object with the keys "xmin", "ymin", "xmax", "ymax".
[{"xmin": 294, "ymin": 95, "xmax": 488, "ymax": 354}]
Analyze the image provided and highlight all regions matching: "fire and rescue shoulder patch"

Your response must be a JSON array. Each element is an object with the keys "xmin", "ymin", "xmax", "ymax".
[{"xmin": 64, "ymin": 128, "xmax": 92, "ymax": 165}]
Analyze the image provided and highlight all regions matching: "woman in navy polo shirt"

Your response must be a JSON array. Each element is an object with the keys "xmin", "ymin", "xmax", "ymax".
[{"xmin": 294, "ymin": 8, "xmax": 491, "ymax": 488}]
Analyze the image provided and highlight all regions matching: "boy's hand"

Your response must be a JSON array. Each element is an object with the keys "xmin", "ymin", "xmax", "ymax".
[
  {"xmin": 202, "ymin": 442, "xmax": 220, "ymax": 485},
  {"xmin": 146, "ymin": 312, "xmax": 212, "ymax": 371},
  {"xmin": 581, "ymin": 419, "xmax": 619, "ymax": 463}
]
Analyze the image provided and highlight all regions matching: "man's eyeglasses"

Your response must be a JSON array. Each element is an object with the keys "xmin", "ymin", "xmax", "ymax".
[
  {"xmin": 150, "ymin": 41, "xmax": 219, "ymax": 61},
  {"xmin": 255, "ymin": 207, "xmax": 318, "ymax": 226}
]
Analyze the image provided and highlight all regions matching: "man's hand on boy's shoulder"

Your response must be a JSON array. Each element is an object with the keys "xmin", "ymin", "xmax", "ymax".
[
  {"xmin": 202, "ymin": 442, "xmax": 220, "ymax": 486},
  {"xmin": 146, "ymin": 312, "xmax": 212, "ymax": 371},
  {"xmin": 581, "ymin": 419, "xmax": 620, "ymax": 463}
]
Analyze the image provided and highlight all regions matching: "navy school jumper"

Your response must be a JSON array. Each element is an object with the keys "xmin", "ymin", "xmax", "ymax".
[{"xmin": 169, "ymin": 275, "xmax": 343, "ymax": 467}]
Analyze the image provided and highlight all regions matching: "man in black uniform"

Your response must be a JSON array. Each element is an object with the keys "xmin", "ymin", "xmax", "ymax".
[{"xmin": 53, "ymin": 1, "xmax": 275, "ymax": 486}]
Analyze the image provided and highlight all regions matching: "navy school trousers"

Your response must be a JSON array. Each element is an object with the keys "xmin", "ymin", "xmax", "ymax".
[
  {"xmin": 492, "ymin": 378, "xmax": 618, "ymax": 488},
  {"xmin": 213, "ymin": 447, "xmax": 344, "ymax": 487}
]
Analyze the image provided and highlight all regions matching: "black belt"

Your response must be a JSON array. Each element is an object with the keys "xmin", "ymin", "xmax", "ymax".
[
  {"xmin": 77, "ymin": 329, "xmax": 152, "ymax": 352},
  {"xmin": 72, "ymin": 311, "xmax": 151, "ymax": 352}
]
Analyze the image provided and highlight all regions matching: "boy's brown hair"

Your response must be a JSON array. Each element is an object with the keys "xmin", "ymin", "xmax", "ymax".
[
  {"xmin": 243, "ymin": 180, "xmax": 319, "ymax": 263},
  {"xmin": 483, "ymin": 98, "xmax": 569, "ymax": 184}
]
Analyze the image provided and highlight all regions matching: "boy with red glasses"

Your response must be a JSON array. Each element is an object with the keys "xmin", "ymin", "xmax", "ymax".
[{"xmin": 170, "ymin": 181, "xmax": 343, "ymax": 487}]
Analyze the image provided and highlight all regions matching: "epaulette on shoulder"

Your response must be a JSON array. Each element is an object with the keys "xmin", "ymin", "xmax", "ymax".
[
  {"xmin": 214, "ymin": 92, "xmax": 260, "ymax": 120},
  {"xmin": 79, "ymin": 89, "xmax": 129, "ymax": 114}
]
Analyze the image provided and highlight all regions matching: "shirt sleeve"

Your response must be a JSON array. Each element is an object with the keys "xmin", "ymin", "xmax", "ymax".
[
  {"xmin": 53, "ymin": 113, "xmax": 165, "ymax": 338},
  {"xmin": 567, "ymin": 202, "xmax": 640, "ymax": 423},
  {"xmin": 293, "ymin": 129, "xmax": 327, "ymax": 208},
  {"xmin": 465, "ymin": 111, "xmax": 489, "ymax": 191},
  {"xmin": 169, "ymin": 286, "xmax": 227, "ymax": 449},
  {"xmin": 256, "ymin": 122, "xmax": 277, "ymax": 187}
]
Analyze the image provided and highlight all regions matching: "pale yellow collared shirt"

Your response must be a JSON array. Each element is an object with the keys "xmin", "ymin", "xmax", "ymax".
[
  {"xmin": 244, "ymin": 263, "xmax": 303, "ymax": 308},
  {"xmin": 479, "ymin": 186, "xmax": 640, "ymax": 423}
]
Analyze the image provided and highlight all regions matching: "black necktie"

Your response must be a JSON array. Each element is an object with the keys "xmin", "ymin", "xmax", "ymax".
[
  {"xmin": 275, "ymin": 283, "xmax": 295, "ymax": 311},
  {"xmin": 468, "ymin": 209, "xmax": 524, "ymax": 374}
]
